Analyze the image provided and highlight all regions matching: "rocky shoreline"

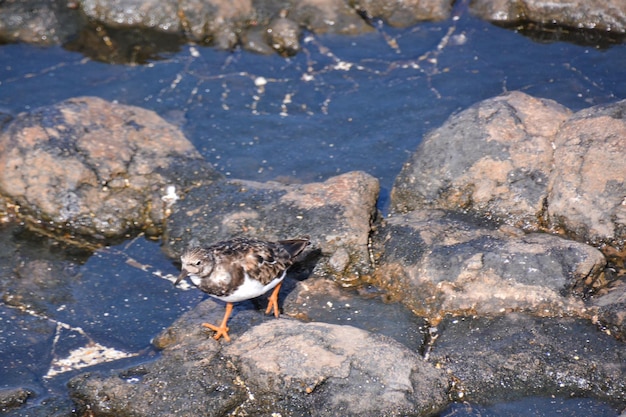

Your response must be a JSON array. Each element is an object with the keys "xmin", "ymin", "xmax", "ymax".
[
  {"xmin": 0, "ymin": 90, "xmax": 625, "ymax": 415},
  {"xmin": 0, "ymin": 0, "xmax": 624, "ymax": 61}
]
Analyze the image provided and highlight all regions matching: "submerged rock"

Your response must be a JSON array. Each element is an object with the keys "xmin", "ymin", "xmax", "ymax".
[
  {"xmin": 163, "ymin": 171, "xmax": 379, "ymax": 285},
  {"xmin": 0, "ymin": 96, "xmax": 220, "ymax": 245}
]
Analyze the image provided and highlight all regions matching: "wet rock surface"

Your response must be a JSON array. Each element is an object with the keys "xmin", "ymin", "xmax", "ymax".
[
  {"xmin": 163, "ymin": 172, "xmax": 379, "ymax": 285},
  {"xmin": 0, "ymin": 96, "xmax": 220, "ymax": 245},
  {"xmin": 430, "ymin": 314, "xmax": 626, "ymax": 405},
  {"xmin": 0, "ymin": 0, "xmax": 83, "ymax": 45}
]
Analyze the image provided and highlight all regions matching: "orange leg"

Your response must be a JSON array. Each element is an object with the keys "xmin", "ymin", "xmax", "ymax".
[
  {"xmin": 265, "ymin": 282, "xmax": 282, "ymax": 318},
  {"xmin": 202, "ymin": 302, "xmax": 233, "ymax": 342}
]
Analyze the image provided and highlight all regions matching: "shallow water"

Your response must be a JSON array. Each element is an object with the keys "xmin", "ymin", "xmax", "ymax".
[{"xmin": 0, "ymin": 1, "xmax": 625, "ymax": 415}]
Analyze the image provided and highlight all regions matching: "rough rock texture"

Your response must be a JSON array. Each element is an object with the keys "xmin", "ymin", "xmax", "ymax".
[
  {"xmin": 224, "ymin": 320, "xmax": 449, "ymax": 416},
  {"xmin": 592, "ymin": 277, "xmax": 626, "ymax": 340},
  {"xmin": 69, "ymin": 322, "xmax": 246, "ymax": 417},
  {"xmin": 0, "ymin": 0, "xmax": 82, "ymax": 45},
  {"xmin": 370, "ymin": 209, "xmax": 606, "ymax": 320},
  {"xmin": 163, "ymin": 172, "xmax": 379, "ymax": 285},
  {"xmin": 0, "ymin": 96, "xmax": 220, "ymax": 243},
  {"xmin": 430, "ymin": 314, "xmax": 626, "ymax": 404},
  {"xmin": 391, "ymin": 91, "xmax": 571, "ymax": 231},
  {"xmin": 0, "ymin": 387, "xmax": 34, "ymax": 413},
  {"xmin": 470, "ymin": 0, "xmax": 626, "ymax": 33},
  {"xmin": 392, "ymin": 92, "xmax": 626, "ymax": 260},
  {"xmin": 350, "ymin": 0, "xmax": 452, "ymax": 27},
  {"xmin": 1, "ymin": 0, "xmax": 623, "ymax": 53},
  {"xmin": 70, "ymin": 298, "xmax": 450, "ymax": 417},
  {"xmin": 282, "ymin": 274, "xmax": 430, "ymax": 351},
  {"xmin": 546, "ymin": 100, "xmax": 626, "ymax": 251}
]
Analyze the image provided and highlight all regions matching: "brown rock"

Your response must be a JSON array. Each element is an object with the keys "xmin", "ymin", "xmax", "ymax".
[
  {"xmin": 357, "ymin": 0, "xmax": 453, "ymax": 26},
  {"xmin": 470, "ymin": 0, "xmax": 626, "ymax": 33},
  {"xmin": 546, "ymin": 99, "xmax": 626, "ymax": 251},
  {"xmin": 370, "ymin": 209, "xmax": 606, "ymax": 320},
  {"xmin": 224, "ymin": 320, "xmax": 450, "ymax": 416},
  {"xmin": 0, "ymin": 96, "xmax": 219, "ymax": 243},
  {"xmin": 71, "ymin": 297, "xmax": 449, "ymax": 417},
  {"xmin": 391, "ymin": 91, "xmax": 571, "ymax": 231}
]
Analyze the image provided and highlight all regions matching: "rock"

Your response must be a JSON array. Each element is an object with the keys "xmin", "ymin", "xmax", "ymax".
[
  {"xmin": 266, "ymin": 14, "xmax": 301, "ymax": 56},
  {"xmin": 0, "ymin": 0, "xmax": 453, "ymax": 56},
  {"xmin": 224, "ymin": 320, "xmax": 449, "ymax": 416},
  {"xmin": 430, "ymin": 314, "xmax": 626, "ymax": 405},
  {"xmin": 163, "ymin": 171, "xmax": 379, "ymax": 285},
  {"xmin": 592, "ymin": 277, "xmax": 626, "ymax": 339},
  {"xmin": 0, "ymin": 0, "xmax": 82, "ymax": 45},
  {"xmin": 546, "ymin": 99, "xmax": 626, "ymax": 252},
  {"xmin": 69, "ymin": 325, "xmax": 246, "ymax": 417},
  {"xmin": 391, "ymin": 91, "xmax": 571, "ymax": 231},
  {"xmin": 1, "ymin": 395, "xmax": 75, "ymax": 417},
  {"xmin": 391, "ymin": 92, "xmax": 626, "ymax": 262},
  {"xmin": 356, "ymin": 0, "xmax": 453, "ymax": 27},
  {"xmin": 81, "ymin": 0, "xmax": 181, "ymax": 33},
  {"xmin": 282, "ymin": 275, "xmax": 430, "ymax": 350},
  {"xmin": 0, "ymin": 96, "xmax": 220, "ymax": 244},
  {"xmin": 470, "ymin": 0, "xmax": 626, "ymax": 33},
  {"xmin": 369, "ymin": 209, "xmax": 606, "ymax": 320},
  {"xmin": 71, "ymin": 299, "xmax": 449, "ymax": 417},
  {"xmin": 0, "ymin": 387, "xmax": 34, "ymax": 412}
]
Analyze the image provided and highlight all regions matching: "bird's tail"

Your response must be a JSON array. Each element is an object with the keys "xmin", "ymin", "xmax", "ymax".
[{"xmin": 278, "ymin": 237, "xmax": 310, "ymax": 258}]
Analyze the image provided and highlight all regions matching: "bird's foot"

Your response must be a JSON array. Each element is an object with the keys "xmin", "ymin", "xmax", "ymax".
[
  {"xmin": 265, "ymin": 283, "xmax": 282, "ymax": 318},
  {"xmin": 202, "ymin": 322, "xmax": 231, "ymax": 342},
  {"xmin": 265, "ymin": 295, "xmax": 280, "ymax": 318}
]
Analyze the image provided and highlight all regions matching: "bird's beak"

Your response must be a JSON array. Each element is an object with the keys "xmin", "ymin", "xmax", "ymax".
[{"xmin": 174, "ymin": 269, "xmax": 188, "ymax": 286}]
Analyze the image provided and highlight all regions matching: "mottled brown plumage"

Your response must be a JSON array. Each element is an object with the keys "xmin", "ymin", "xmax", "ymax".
[{"xmin": 175, "ymin": 237, "xmax": 310, "ymax": 341}]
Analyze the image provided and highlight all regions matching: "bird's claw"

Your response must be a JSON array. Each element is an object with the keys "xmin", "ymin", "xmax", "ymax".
[{"xmin": 202, "ymin": 322, "xmax": 231, "ymax": 342}]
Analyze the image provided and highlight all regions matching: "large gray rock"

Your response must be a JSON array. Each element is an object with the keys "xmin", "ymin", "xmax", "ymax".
[
  {"xmin": 391, "ymin": 91, "xmax": 571, "ymax": 231},
  {"xmin": 224, "ymin": 320, "xmax": 450, "ymax": 416},
  {"xmin": 163, "ymin": 171, "xmax": 379, "ymax": 285},
  {"xmin": 370, "ymin": 209, "xmax": 606, "ymax": 320},
  {"xmin": 70, "ymin": 299, "xmax": 450, "ymax": 417},
  {"xmin": 392, "ymin": 92, "xmax": 626, "ymax": 260},
  {"xmin": 0, "ymin": 96, "xmax": 220, "ymax": 244}
]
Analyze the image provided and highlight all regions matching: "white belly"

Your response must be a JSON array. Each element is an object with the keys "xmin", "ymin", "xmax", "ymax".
[{"xmin": 211, "ymin": 272, "xmax": 285, "ymax": 303}]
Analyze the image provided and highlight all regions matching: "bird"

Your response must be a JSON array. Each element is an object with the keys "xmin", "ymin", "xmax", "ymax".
[{"xmin": 175, "ymin": 236, "xmax": 310, "ymax": 341}]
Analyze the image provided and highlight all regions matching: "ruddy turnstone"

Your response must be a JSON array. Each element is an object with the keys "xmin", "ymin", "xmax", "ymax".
[{"xmin": 175, "ymin": 237, "xmax": 310, "ymax": 341}]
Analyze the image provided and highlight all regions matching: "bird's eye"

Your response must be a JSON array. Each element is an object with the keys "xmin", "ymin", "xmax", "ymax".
[{"xmin": 195, "ymin": 260, "xmax": 201, "ymax": 266}]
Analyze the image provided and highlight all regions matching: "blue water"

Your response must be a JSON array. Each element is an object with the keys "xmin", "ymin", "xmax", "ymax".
[{"xmin": 0, "ymin": 1, "xmax": 625, "ymax": 414}]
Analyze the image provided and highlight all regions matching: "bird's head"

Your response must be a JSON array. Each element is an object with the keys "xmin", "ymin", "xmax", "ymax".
[{"xmin": 175, "ymin": 248, "xmax": 213, "ymax": 286}]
